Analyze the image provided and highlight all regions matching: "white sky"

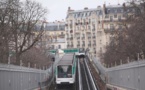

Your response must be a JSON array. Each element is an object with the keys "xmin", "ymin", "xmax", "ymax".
[{"xmin": 34, "ymin": 0, "xmax": 126, "ymax": 22}]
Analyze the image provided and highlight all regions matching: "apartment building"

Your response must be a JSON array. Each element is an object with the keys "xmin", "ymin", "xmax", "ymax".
[
  {"xmin": 44, "ymin": 21, "xmax": 66, "ymax": 50},
  {"xmin": 66, "ymin": 6, "xmax": 103, "ymax": 58},
  {"xmin": 66, "ymin": 3, "xmax": 131, "ymax": 62}
]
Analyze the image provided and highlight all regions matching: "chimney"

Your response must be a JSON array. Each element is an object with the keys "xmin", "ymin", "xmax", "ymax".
[
  {"xmin": 103, "ymin": 4, "xmax": 106, "ymax": 9},
  {"xmin": 68, "ymin": 7, "xmax": 71, "ymax": 11},
  {"xmin": 103, "ymin": 4, "xmax": 106, "ymax": 14},
  {"xmin": 62, "ymin": 19, "xmax": 64, "ymax": 22},
  {"xmin": 97, "ymin": 6, "xmax": 101, "ymax": 9},
  {"xmin": 84, "ymin": 7, "xmax": 88, "ymax": 10},
  {"xmin": 123, "ymin": 3, "xmax": 126, "ymax": 7}
]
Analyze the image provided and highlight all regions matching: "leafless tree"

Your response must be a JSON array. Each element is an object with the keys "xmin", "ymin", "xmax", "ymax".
[
  {"xmin": 20, "ymin": 47, "xmax": 51, "ymax": 68},
  {"xmin": 102, "ymin": 0, "xmax": 145, "ymax": 66},
  {"xmin": 0, "ymin": 0, "xmax": 47, "ymax": 65}
]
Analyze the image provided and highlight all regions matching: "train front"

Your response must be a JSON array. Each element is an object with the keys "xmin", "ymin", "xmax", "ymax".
[{"xmin": 55, "ymin": 65, "xmax": 75, "ymax": 84}]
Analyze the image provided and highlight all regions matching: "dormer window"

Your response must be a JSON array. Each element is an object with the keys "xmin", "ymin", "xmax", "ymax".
[
  {"xmin": 105, "ymin": 15, "xmax": 109, "ymax": 18},
  {"xmin": 114, "ymin": 14, "xmax": 117, "ymax": 18},
  {"xmin": 107, "ymin": 9, "xmax": 110, "ymax": 13},
  {"xmin": 118, "ymin": 15, "xmax": 122, "ymax": 21}
]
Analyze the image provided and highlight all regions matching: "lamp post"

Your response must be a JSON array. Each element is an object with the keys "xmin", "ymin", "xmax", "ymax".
[
  {"xmin": 51, "ymin": 57, "xmax": 55, "ymax": 76},
  {"xmin": 51, "ymin": 57, "xmax": 55, "ymax": 85},
  {"xmin": 8, "ymin": 55, "xmax": 12, "ymax": 65}
]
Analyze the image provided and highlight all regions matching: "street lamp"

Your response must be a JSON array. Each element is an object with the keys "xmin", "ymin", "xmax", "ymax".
[
  {"xmin": 51, "ymin": 57, "xmax": 55, "ymax": 76},
  {"xmin": 51, "ymin": 57, "xmax": 55, "ymax": 84}
]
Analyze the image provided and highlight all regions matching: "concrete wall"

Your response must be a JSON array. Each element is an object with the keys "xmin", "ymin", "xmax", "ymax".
[
  {"xmin": 0, "ymin": 64, "xmax": 49, "ymax": 90},
  {"xmin": 107, "ymin": 60, "xmax": 145, "ymax": 90}
]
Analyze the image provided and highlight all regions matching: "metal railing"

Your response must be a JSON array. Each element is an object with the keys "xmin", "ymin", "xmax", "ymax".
[
  {"xmin": 87, "ymin": 52, "xmax": 145, "ymax": 90},
  {"xmin": 84, "ymin": 58, "xmax": 98, "ymax": 90},
  {"xmin": 0, "ymin": 64, "xmax": 48, "ymax": 90},
  {"xmin": 78, "ymin": 59, "xmax": 83, "ymax": 90}
]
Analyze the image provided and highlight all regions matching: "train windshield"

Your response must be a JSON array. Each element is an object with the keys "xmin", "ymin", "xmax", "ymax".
[
  {"xmin": 79, "ymin": 48, "xmax": 84, "ymax": 53},
  {"xmin": 57, "ymin": 65, "xmax": 72, "ymax": 78}
]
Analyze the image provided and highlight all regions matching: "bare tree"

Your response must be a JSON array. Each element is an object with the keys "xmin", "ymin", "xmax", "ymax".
[
  {"xmin": 102, "ymin": 0, "xmax": 145, "ymax": 66},
  {"xmin": 0, "ymin": 0, "xmax": 19, "ymax": 63},
  {"xmin": 0, "ymin": 0, "xmax": 47, "ymax": 64}
]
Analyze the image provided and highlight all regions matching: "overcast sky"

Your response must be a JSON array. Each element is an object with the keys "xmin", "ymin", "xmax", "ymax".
[{"xmin": 34, "ymin": 0, "xmax": 126, "ymax": 22}]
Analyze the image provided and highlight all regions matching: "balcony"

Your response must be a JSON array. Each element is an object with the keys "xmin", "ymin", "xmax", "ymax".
[
  {"xmin": 93, "ymin": 44, "xmax": 96, "ymax": 47},
  {"xmin": 67, "ymin": 38, "xmax": 69, "ymax": 40},
  {"xmin": 82, "ymin": 44, "xmax": 85, "ymax": 47},
  {"xmin": 77, "ymin": 37, "xmax": 80, "ymax": 39},
  {"xmin": 93, "ymin": 44, "xmax": 96, "ymax": 46},
  {"xmin": 77, "ymin": 44, "xmax": 80, "ymax": 47},
  {"xmin": 92, "ymin": 29, "xmax": 95, "ymax": 31},
  {"xmin": 69, "ymin": 44, "xmax": 73, "ymax": 48},
  {"xmin": 88, "ymin": 44, "xmax": 91, "ymax": 46},
  {"xmin": 88, "ymin": 37, "xmax": 91, "ymax": 39},
  {"xmin": 65, "ymin": 24, "xmax": 68, "ymax": 26},
  {"xmin": 86, "ymin": 29, "xmax": 91, "ymax": 33},
  {"xmin": 70, "ymin": 37, "xmax": 73, "ymax": 40},
  {"xmin": 92, "ymin": 36, "xmax": 96, "ymax": 39},
  {"xmin": 75, "ymin": 30, "xmax": 80, "ymax": 33},
  {"xmin": 103, "ymin": 19, "xmax": 125, "ymax": 23},
  {"xmin": 94, "ymin": 51, "xmax": 96, "ymax": 54},
  {"xmin": 104, "ymin": 28, "xmax": 115, "ymax": 33},
  {"xmin": 59, "ymin": 34, "xmax": 65, "ymax": 38},
  {"xmin": 82, "ymin": 37, "xmax": 85, "ymax": 39}
]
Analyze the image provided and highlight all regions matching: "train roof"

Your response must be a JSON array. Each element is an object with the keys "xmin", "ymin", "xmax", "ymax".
[{"xmin": 57, "ymin": 53, "xmax": 74, "ymax": 65}]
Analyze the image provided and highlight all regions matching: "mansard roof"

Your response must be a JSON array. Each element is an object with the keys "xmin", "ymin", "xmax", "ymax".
[
  {"xmin": 66, "ymin": 4, "xmax": 136, "ymax": 18},
  {"xmin": 66, "ymin": 8, "xmax": 103, "ymax": 18},
  {"xmin": 45, "ymin": 23, "xmax": 65, "ymax": 31}
]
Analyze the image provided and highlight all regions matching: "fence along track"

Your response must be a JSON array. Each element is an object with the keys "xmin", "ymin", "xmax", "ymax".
[
  {"xmin": 86, "ymin": 56, "xmax": 106, "ymax": 90},
  {"xmin": 78, "ymin": 58, "xmax": 83, "ymax": 90}
]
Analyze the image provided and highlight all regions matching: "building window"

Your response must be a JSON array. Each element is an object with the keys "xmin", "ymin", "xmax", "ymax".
[
  {"xmin": 100, "ymin": 47, "xmax": 102, "ymax": 53},
  {"xmin": 114, "ymin": 14, "xmax": 117, "ymax": 18},
  {"xmin": 77, "ymin": 26, "xmax": 79, "ymax": 30},
  {"xmin": 92, "ymin": 18, "xmax": 95, "ymax": 23},
  {"xmin": 89, "ymin": 19, "xmax": 91, "ymax": 23},
  {"xmin": 88, "ymin": 26, "xmax": 90, "ymax": 29},
  {"xmin": 118, "ymin": 24, "xmax": 122, "ymax": 30},
  {"xmin": 118, "ymin": 15, "xmax": 122, "ymax": 21},
  {"xmin": 82, "ymin": 34, "xmax": 85, "ymax": 37},
  {"xmin": 78, "ymin": 20, "xmax": 80, "ymax": 24},
  {"xmin": 123, "ymin": 14, "xmax": 126, "ymax": 18},
  {"xmin": 110, "ymin": 24, "xmax": 114, "ymax": 30},
  {"xmin": 78, "ymin": 41, "xmax": 80, "ymax": 44},
  {"xmin": 100, "ymin": 40, "xmax": 102, "ymax": 44},
  {"xmin": 83, "ymin": 19, "xmax": 86, "ymax": 24},
  {"xmin": 110, "ymin": 16, "xmax": 113, "ymax": 21},
  {"xmin": 105, "ymin": 15, "xmax": 109, "ymax": 18},
  {"xmin": 58, "ymin": 45, "xmax": 61, "ymax": 49},
  {"xmin": 83, "ymin": 41, "xmax": 85, "ymax": 44},
  {"xmin": 52, "ymin": 45, "xmax": 54, "ymax": 49},
  {"xmin": 106, "ymin": 42, "xmax": 108, "ymax": 45},
  {"xmin": 92, "ymin": 24, "xmax": 95, "ymax": 30},
  {"xmin": 61, "ymin": 32, "xmax": 63, "ymax": 35}
]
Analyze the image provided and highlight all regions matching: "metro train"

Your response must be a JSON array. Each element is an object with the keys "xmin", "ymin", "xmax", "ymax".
[
  {"xmin": 75, "ymin": 48, "xmax": 85, "ymax": 58},
  {"xmin": 55, "ymin": 53, "xmax": 77, "ymax": 86}
]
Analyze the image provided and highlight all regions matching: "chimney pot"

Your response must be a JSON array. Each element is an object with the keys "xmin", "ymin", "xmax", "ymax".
[
  {"xmin": 84, "ymin": 7, "xmax": 88, "ymax": 10},
  {"xmin": 123, "ymin": 3, "xmax": 126, "ymax": 7},
  {"xmin": 68, "ymin": 7, "xmax": 71, "ymax": 10}
]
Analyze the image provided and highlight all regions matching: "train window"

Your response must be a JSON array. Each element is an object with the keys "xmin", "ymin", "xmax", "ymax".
[{"xmin": 57, "ymin": 65, "xmax": 72, "ymax": 78}]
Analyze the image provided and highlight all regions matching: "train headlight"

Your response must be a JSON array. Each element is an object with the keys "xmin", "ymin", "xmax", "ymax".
[{"xmin": 67, "ymin": 74, "xmax": 72, "ymax": 77}]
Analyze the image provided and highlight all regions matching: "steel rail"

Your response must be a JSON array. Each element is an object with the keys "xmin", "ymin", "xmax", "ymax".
[
  {"xmin": 78, "ymin": 59, "xmax": 83, "ymax": 90},
  {"xmin": 84, "ymin": 58, "xmax": 98, "ymax": 90}
]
